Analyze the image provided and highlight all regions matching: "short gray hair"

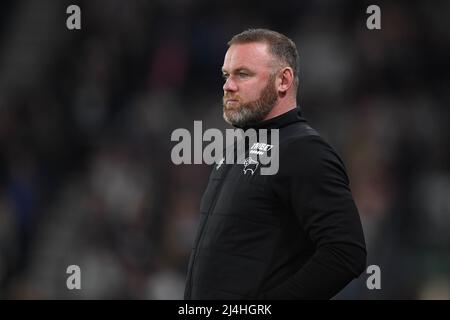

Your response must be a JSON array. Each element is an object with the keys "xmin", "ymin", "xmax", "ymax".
[{"xmin": 228, "ymin": 28, "xmax": 299, "ymax": 88}]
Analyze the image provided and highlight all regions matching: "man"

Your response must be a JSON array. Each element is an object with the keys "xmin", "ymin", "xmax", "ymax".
[{"xmin": 184, "ymin": 29, "xmax": 366, "ymax": 299}]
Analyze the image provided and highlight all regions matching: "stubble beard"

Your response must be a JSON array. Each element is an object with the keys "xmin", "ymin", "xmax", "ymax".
[{"xmin": 223, "ymin": 74, "xmax": 278, "ymax": 127}]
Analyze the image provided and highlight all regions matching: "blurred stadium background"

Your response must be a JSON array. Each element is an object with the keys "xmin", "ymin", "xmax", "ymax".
[{"xmin": 0, "ymin": 0, "xmax": 449, "ymax": 299}]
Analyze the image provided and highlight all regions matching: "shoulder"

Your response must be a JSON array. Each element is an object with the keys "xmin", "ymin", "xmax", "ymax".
[{"xmin": 278, "ymin": 131, "xmax": 348, "ymax": 180}]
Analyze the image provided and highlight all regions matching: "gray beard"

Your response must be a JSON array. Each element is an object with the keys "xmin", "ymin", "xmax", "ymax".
[
  {"xmin": 223, "ymin": 77, "xmax": 278, "ymax": 127},
  {"xmin": 223, "ymin": 101, "xmax": 272, "ymax": 127}
]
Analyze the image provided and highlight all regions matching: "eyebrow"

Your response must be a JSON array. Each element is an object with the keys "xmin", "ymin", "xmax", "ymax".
[{"xmin": 221, "ymin": 67, "xmax": 253, "ymax": 74}]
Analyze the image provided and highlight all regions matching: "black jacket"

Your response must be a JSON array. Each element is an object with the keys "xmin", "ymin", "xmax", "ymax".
[{"xmin": 184, "ymin": 108, "xmax": 366, "ymax": 299}]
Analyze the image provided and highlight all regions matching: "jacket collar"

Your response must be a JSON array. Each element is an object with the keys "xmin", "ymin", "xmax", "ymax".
[{"xmin": 234, "ymin": 106, "xmax": 306, "ymax": 130}]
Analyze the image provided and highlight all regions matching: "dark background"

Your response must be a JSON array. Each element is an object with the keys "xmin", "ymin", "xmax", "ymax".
[{"xmin": 0, "ymin": 0, "xmax": 449, "ymax": 299}]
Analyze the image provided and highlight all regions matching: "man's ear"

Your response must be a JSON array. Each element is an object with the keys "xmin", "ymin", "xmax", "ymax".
[{"xmin": 277, "ymin": 67, "xmax": 294, "ymax": 93}]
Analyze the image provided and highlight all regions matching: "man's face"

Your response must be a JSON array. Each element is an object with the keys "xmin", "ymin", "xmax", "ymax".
[{"xmin": 222, "ymin": 42, "xmax": 279, "ymax": 127}]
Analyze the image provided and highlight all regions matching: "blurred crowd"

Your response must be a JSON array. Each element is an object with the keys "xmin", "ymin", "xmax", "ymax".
[{"xmin": 0, "ymin": 0, "xmax": 449, "ymax": 299}]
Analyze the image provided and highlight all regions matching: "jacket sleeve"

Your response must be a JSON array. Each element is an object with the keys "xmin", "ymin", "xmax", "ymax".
[{"xmin": 265, "ymin": 136, "xmax": 367, "ymax": 299}]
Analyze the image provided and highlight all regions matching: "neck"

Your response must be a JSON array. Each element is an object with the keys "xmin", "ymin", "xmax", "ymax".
[{"xmin": 263, "ymin": 96, "xmax": 297, "ymax": 121}]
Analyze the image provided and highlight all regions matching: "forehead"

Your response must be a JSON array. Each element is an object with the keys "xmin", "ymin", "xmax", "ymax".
[{"xmin": 222, "ymin": 42, "xmax": 274, "ymax": 71}]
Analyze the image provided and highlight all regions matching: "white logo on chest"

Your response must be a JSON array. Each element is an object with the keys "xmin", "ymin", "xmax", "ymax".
[
  {"xmin": 243, "ymin": 157, "xmax": 259, "ymax": 175},
  {"xmin": 250, "ymin": 142, "xmax": 273, "ymax": 155}
]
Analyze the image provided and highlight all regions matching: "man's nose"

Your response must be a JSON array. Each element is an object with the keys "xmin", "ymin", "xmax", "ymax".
[{"xmin": 223, "ymin": 77, "xmax": 238, "ymax": 92}]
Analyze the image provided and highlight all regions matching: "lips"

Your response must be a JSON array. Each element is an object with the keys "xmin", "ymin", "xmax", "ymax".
[
  {"xmin": 224, "ymin": 96, "xmax": 240, "ymax": 103},
  {"xmin": 224, "ymin": 100, "xmax": 239, "ymax": 110},
  {"xmin": 223, "ymin": 96, "xmax": 240, "ymax": 110}
]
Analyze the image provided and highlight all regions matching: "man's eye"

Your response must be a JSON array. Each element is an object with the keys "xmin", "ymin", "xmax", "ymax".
[
  {"xmin": 238, "ymin": 72, "xmax": 248, "ymax": 77},
  {"xmin": 222, "ymin": 74, "xmax": 229, "ymax": 80}
]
